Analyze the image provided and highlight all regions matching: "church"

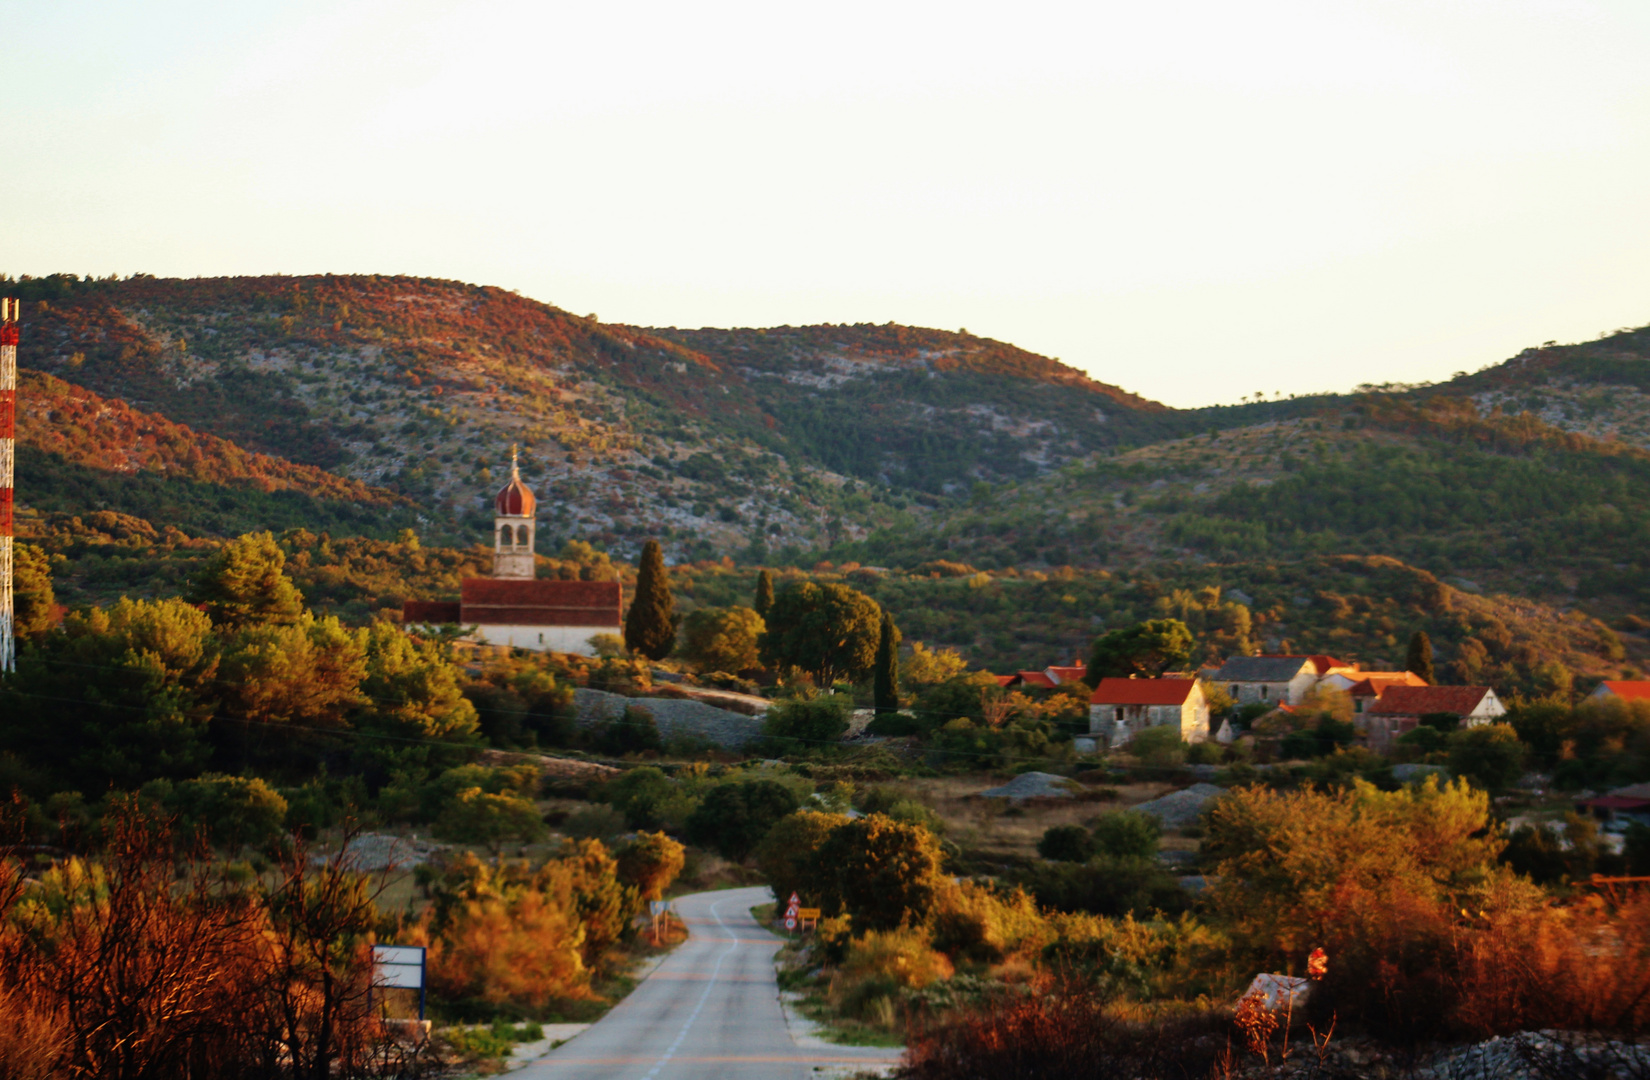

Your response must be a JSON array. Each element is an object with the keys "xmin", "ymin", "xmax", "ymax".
[{"xmin": 402, "ymin": 451, "xmax": 622, "ymax": 655}]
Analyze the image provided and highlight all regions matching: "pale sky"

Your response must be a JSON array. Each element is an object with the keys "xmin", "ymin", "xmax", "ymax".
[{"xmin": 4, "ymin": 0, "xmax": 1649, "ymax": 407}]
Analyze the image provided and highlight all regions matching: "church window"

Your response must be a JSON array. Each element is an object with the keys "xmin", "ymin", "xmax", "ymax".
[{"xmin": 517, "ymin": 525, "xmax": 530, "ymax": 545}]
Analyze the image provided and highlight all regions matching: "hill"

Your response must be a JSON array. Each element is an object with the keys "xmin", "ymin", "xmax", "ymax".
[
  {"xmin": 13, "ymin": 369, "xmax": 415, "ymax": 541},
  {"xmin": 5, "ymin": 273, "xmax": 1233, "ymax": 561}
]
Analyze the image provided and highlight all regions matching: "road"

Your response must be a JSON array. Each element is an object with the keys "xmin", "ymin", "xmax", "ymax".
[{"xmin": 518, "ymin": 885, "xmax": 903, "ymax": 1080}]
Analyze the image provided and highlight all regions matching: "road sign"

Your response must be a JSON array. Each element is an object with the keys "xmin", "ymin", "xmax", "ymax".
[
  {"xmin": 372, "ymin": 944, "xmax": 427, "ymax": 1021},
  {"xmin": 797, "ymin": 907, "xmax": 821, "ymax": 919},
  {"xmin": 784, "ymin": 916, "xmax": 797, "ymax": 930},
  {"xmin": 789, "ymin": 892, "xmax": 800, "ymax": 906}
]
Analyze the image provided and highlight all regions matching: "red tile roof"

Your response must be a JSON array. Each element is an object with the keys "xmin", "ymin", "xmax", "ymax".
[
  {"xmin": 1578, "ymin": 795, "xmax": 1650, "ymax": 811},
  {"xmin": 1349, "ymin": 672, "xmax": 1428, "ymax": 697},
  {"xmin": 403, "ymin": 600, "xmax": 461, "ymax": 624},
  {"xmin": 1090, "ymin": 677, "xmax": 1198, "ymax": 706},
  {"xmin": 1369, "ymin": 685, "xmax": 1494, "ymax": 717},
  {"xmin": 1017, "ymin": 671, "xmax": 1058, "ymax": 689},
  {"xmin": 1597, "ymin": 681, "xmax": 1650, "ymax": 701},
  {"xmin": 458, "ymin": 578, "xmax": 622, "ymax": 627},
  {"xmin": 1045, "ymin": 666, "xmax": 1087, "ymax": 684}
]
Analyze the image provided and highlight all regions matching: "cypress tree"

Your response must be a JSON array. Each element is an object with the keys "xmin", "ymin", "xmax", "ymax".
[
  {"xmin": 754, "ymin": 569, "xmax": 775, "ymax": 619},
  {"xmin": 624, "ymin": 540, "xmax": 676, "ymax": 661},
  {"xmin": 1406, "ymin": 630, "xmax": 1435, "ymax": 683},
  {"xmin": 872, "ymin": 609, "xmax": 901, "ymax": 714}
]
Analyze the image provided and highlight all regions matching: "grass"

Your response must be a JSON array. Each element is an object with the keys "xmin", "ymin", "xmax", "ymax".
[{"xmin": 761, "ymin": 906, "xmax": 907, "ymax": 1049}]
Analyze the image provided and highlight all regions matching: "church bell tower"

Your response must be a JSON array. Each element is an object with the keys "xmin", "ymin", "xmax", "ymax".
[{"xmin": 492, "ymin": 446, "xmax": 536, "ymax": 579}]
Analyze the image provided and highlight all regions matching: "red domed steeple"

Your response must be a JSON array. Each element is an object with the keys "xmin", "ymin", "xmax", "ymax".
[{"xmin": 495, "ymin": 446, "xmax": 536, "ymax": 517}]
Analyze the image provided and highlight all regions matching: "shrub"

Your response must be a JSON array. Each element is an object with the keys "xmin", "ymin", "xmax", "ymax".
[
  {"xmin": 684, "ymin": 780, "xmax": 800, "ymax": 862},
  {"xmin": 1024, "ymin": 856, "xmax": 1187, "ymax": 918},
  {"xmin": 1127, "ymin": 726, "xmax": 1185, "ymax": 767},
  {"xmin": 1090, "ymin": 810, "xmax": 1161, "ymax": 859},
  {"xmin": 930, "ymin": 880, "xmax": 1051, "ymax": 964},
  {"xmin": 561, "ymin": 804, "xmax": 626, "ymax": 840},
  {"xmin": 761, "ymin": 695, "xmax": 851, "ymax": 753},
  {"xmin": 600, "ymin": 766, "xmax": 675, "ymax": 829},
  {"xmin": 589, "ymin": 706, "xmax": 662, "ymax": 757},
  {"xmin": 1037, "ymin": 825, "xmax": 1095, "ymax": 863}
]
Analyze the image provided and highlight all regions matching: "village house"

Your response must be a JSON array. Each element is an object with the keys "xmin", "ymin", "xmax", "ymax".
[
  {"xmin": 403, "ymin": 451, "xmax": 622, "ymax": 656},
  {"xmin": 1209, "ymin": 655, "xmax": 1340, "ymax": 707},
  {"xmin": 1333, "ymin": 671, "xmax": 1429, "ymax": 714},
  {"xmin": 1363, "ymin": 684, "xmax": 1506, "ymax": 754},
  {"xmin": 1587, "ymin": 680, "xmax": 1650, "ymax": 704},
  {"xmin": 1088, "ymin": 677, "xmax": 1210, "ymax": 748}
]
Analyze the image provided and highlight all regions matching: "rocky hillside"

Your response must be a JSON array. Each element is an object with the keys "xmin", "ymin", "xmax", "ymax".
[{"xmin": 6, "ymin": 273, "xmax": 1237, "ymax": 560}]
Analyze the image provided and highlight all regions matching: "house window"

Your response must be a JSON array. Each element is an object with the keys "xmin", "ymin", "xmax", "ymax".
[
  {"xmin": 538, "ymin": 633, "xmax": 544, "ymax": 644},
  {"xmin": 1114, "ymin": 707, "xmax": 1123, "ymax": 722},
  {"xmin": 1230, "ymin": 684, "xmax": 1240, "ymax": 698},
  {"xmin": 1260, "ymin": 685, "xmax": 1269, "ymax": 700}
]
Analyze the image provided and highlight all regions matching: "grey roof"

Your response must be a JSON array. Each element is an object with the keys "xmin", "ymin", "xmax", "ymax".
[{"xmin": 1211, "ymin": 656, "xmax": 1314, "ymax": 683}]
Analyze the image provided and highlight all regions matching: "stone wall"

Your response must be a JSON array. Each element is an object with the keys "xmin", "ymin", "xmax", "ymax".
[{"xmin": 573, "ymin": 687, "xmax": 764, "ymax": 750}]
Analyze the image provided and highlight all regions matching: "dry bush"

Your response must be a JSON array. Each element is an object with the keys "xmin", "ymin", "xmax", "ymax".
[
  {"xmin": 930, "ymin": 880, "xmax": 1052, "ymax": 965},
  {"xmin": 900, "ymin": 981, "xmax": 1230, "ymax": 1080},
  {"xmin": 1450, "ymin": 892, "xmax": 1650, "ymax": 1037},
  {"xmin": 0, "ymin": 800, "xmax": 431, "ymax": 1079}
]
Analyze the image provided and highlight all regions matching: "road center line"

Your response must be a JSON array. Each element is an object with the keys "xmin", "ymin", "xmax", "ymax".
[{"xmin": 642, "ymin": 895, "xmax": 744, "ymax": 1080}]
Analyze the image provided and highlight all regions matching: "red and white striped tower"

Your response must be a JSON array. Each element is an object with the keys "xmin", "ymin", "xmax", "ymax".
[{"xmin": 0, "ymin": 297, "xmax": 16, "ymax": 673}]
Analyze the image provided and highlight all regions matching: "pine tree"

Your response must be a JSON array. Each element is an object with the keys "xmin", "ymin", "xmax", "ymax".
[
  {"xmin": 625, "ymin": 540, "xmax": 676, "ymax": 661},
  {"xmin": 872, "ymin": 609, "xmax": 901, "ymax": 714},
  {"xmin": 1406, "ymin": 630, "xmax": 1435, "ymax": 683},
  {"xmin": 754, "ymin": 569, "xmax": 775, "ymax": 619}
]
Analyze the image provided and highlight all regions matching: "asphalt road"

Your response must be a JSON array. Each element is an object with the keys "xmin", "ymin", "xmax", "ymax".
[{"xmin": 519, "ymin": 885, "xmax": 903, "ymax": 1080}]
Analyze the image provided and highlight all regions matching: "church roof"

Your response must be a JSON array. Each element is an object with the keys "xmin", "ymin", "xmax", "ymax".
[
  {"xmin": 495, "ymin": 448, "xmax": 536, "ymax": 517},
  {"xmin": 459, "ymin": 578, "xmax": 621, "ymax": 628}
]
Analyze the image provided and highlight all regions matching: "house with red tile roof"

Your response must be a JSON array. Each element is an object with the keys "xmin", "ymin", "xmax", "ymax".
[
  {"xmin": 1365, "ymin": 684, "xmax": 1506, "ymax": 754},
  {"xmin": 1587, "ymin": 680, "xmax": 1650, "ymax": 704},
  {"xmin": 1044, "ymin": 664, "xmax": 1088, "ymax": 686},
  {"xmin": 1319, "ymin": 671, "xmax": 1429, "ymax": 714},
  {"xmin": 1088, "ymin": 677, "xmax": 1209, "ymax": 747}
]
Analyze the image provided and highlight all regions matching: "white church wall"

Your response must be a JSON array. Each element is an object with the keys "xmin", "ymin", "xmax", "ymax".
[{"xmin": 468, "ymin": 623, "xmax": 613, "ymax": 655}]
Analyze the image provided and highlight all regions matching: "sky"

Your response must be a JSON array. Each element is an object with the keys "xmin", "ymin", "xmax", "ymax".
[{"xmin": 3, "ymin": 0, "xmax": 1649, "ymax": 407}]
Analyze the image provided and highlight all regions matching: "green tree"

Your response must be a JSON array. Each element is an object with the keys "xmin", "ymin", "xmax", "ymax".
[
  {"xmin": 872, "ymin": 610, "xmax": 901, "ymax": 714},
  {"xmin": 755, "ymin": 810, "xmax": 849, "ymax": 906},
  {"xmin": 758, "ymin": 581, "xmax": 882, "ymax": 687},
  {"xmin": 812, "ymin": 813, "xmax": 946, "ymax": 932},
  {"xmin": 616, "ymin": 831, "xmax": 686, "ymax": 901},
  {"xmin": 188, "ymin": 531, "xmax": 304, "ymax": 628},
  {"xmin": 1447, "ymin": 723, "xmax": 1526, "ymax": 793},
  {"xmin": 435, "ymin": 786, "xmax": 548, "ymax": 855},
  {"xmin": 217, "ymin": 613, "xmax": 367, "ymax": 727},
  {"xmin": 624, "ymin": 539, "xmax": 676, "ymax": 661},
  {"xmin": 1085, "ymin": 619, "xmax": 1194, "ymax": 684},
  {"xmin": 13, "ymin": 542, "xmax": 56, "ymax": 641},
  {"xmin": 1406, "ymin": 630, "xmax": 1435, "ymax": 683},
  {"xmin": 166, "ymin": 773, "xmax": 290, "ymax": 850},
  {"xmin": 684, "ymin": 780, "xmax": 800, "ymax": 861},
  {"xmin": 0, "ymin": 598, "xmax": 219, "ymax": 788},
  {"xmin": 679, "ymin": 606, "xmax": 765, "ymax": 673},
  {"xmin": 601, "ymin": 765, "xmax": 676, "ymax": 829},
  {"xmin": 754, "ymin": 568, "xmax": 775, "ymax": 619}
]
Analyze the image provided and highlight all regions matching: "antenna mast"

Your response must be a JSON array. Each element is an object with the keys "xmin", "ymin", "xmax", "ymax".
[{"xmin": 0, "ymin": 297, "xmax": 16, "ymax": 673}]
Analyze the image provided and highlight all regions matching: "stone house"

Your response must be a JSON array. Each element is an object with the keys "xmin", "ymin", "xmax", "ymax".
[
  {"xmin": 1209, "ymin": 655, "xmax": 1328, "ymax": 707},
  {"xmin": 1088, "ymin": 677, "xmax": 1210, "ymax": 747},
  {"xmin": 1364, "ymin": 684, "xmax": 1507, "ymax": 754}
]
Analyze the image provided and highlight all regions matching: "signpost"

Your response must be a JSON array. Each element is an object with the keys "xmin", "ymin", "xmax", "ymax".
[
  {"xmin": 372, "ymin": 944, "xmax": 427, "ymax": 1021},
  {"xmin": 797, "ymin": 907, "xmax": 821, "ymax": 932},
  {"xmin": 784, "ymin": 892, "xmax": 801, "ymax": 933},
  {"xmin": 650, "ymin": 900, "xmax": 670, "ymax": 945}
]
